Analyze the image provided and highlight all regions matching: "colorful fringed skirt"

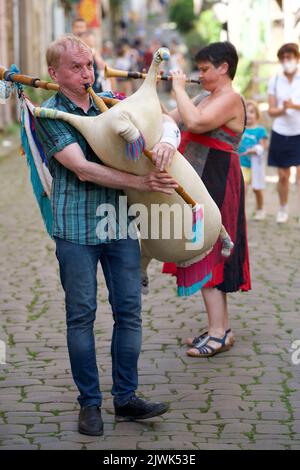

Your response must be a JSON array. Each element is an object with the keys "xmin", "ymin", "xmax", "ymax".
[{"xmin": 163, "ymin": 126, "xmax": 251, "ymax": 296}]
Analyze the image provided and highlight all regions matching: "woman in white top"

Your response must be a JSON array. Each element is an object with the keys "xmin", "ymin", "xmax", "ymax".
[{"xmin": 268, "ymin": 43, "xmax": 300, "ymax": 224}]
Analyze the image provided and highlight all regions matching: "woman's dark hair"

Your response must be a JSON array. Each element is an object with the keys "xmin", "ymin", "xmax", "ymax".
[
  {"xmin": 277, "ymin": 43, "xmax": 299, "ymax": 60},
  {"xmin": 194, "ymin": 41, "xmax": 239, "ymax": 80}
]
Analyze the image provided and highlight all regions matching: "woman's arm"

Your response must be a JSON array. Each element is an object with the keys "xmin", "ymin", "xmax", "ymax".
[
  {"xmin": 268, "ymin": 94, "xmax": 286, "ymax": 117},
  {"xmin": 170, "ymin": 70, "xmax": 240, "ymax": 133},
  {"xmin": 161, "ymin": 95, "xmax": 202, "ymax": 125},
  {"xmin": 173, "ymin": 89, "xmax": 240, "ymax": 133},
  {"xmin": 168, "ymin": 106, "xmax": 181, "ymax": 124}
]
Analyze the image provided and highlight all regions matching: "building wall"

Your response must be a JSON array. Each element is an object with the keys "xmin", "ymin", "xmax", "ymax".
[
  {"xmin": 0, "ymin": 0, "xmax": 12, "ymax": 129},
  {"xmin": 18, "ymin": 0, "xmax": 62, "ymax": 76},
  {"xmin": 0, "ymin": 0, "xmax": 69, "ymax": 129}
]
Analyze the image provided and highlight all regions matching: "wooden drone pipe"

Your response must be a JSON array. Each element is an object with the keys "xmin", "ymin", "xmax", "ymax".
[
  {"xmin": 104, "ymin": 64, "xmax": 201, "ymax": 85},
  {"xmin": 0, "ymin": 66, "xmax": 119, "ymax": 106}
]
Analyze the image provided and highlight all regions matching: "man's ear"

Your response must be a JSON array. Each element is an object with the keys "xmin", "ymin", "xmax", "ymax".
[{"xmin": 48, "ymin": 66, "xmax": 57, "ymax": 82}]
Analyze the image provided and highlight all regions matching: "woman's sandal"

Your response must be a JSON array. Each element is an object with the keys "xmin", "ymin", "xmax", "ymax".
[
  {"xmin": 186, "ymin": 331, "xmax": 231, "ymax": 358},
  {"xmin": 186, "ymin": 328, "xmax": 234, "ymax": 347}
]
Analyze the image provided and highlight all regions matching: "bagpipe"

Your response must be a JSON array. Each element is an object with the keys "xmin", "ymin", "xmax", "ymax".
[{"xmin": 0, "ymin": 48, "xmax": 233, "ymax": 269}]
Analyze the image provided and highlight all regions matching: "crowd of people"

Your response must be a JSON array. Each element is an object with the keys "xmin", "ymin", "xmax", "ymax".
[
  {"xmin": 29, "ymin": 17, "xmax": 300, "ymax": 436},
  {"xmin": 71, "ymin": 17, "xmax": 186, "ymax": 96}
]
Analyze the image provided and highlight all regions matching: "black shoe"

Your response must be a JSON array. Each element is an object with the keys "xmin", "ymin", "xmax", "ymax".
[
  {"xmin": 115, "ymin": 395, "xmax": 169, "ymax": 422},
  {"xmin": 78, "ymin": 405, "xmax": 104, "ymax": 436}
]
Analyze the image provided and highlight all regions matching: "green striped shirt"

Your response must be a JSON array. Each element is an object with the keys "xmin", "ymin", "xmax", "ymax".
[{"xmin": 35, "ymin": 92, "xmax": 129, "ymax": 245}]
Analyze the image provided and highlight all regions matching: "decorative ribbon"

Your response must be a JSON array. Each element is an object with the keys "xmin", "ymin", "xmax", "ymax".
[{"xmin": 125, "ymin": 133, "xmax": 145, "ymax": 161}]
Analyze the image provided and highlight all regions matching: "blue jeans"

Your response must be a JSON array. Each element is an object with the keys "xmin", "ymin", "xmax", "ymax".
[{"xmin": 55, "ymin": 237, "xmax": 142, "ymax": 408}]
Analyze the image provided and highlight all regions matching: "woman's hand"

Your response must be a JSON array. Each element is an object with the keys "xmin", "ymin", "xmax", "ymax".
[
  {"xmin": 170, "ymin": 70, "xmax": 187, "ymax": 93},
  {"xmin": 283, "ymin": 99, "xmax": 294, "ymax": 110}
]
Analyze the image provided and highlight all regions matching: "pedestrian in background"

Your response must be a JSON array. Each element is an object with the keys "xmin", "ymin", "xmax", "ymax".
[
  {"xmin": 71, "ymin": 17, "xmax": 87, "ymax": 37},
  {"xmin": 238, "ymin": 100, "xmax": 268, "ymax": 220},
  {"xmin": 268, "ymin": 43, "xmax": 300, "ymax": 225},
  {"xmin": 114, "ymin": 40, "xmax": 134, "ymax": 96},
  {"xmin": 80, "ymin": 30, "xmax": 106, "ymax": 93}
]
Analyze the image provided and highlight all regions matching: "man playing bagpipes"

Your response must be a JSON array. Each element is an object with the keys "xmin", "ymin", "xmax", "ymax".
[{"xmin": 33, "ymin": 34, "xmax": 181, "ymax": 436}]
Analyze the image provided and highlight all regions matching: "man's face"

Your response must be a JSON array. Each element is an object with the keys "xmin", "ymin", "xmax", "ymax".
[
  {"xmin": 72, "ymin": 20, "xmax": 87, "ymax": 36},
  {"xmin": 49, "ymin": 44, "xmax": 94, "ymax": 97}
]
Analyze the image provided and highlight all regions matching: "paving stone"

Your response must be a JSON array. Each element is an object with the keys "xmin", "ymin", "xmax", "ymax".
[
  {"xmin": 261, "ymin": 412, "xmax": 291, "ymax": 420},
  {"xmin": 40, "ymin": 414, "xmax": 78, "ymax": 424},
  {"xmin": 0, "ymin": 445, "xmax": 39, "ymax": 450},
  {"xmin": 26, "ymin": 423, "xmax": 58, "ymax": 434},
  {"xmin": 137, "ymin": 438, "xmax": 173, "ymax": 450},
  {"xmin": 292, "ymin": 421, "xmax": 300, "ymax": 434},
  {"xmin": 256, "ymin": 424, "xmax": 291, "ymax": 434},
  {"xmin": 39, "ymin": 403, "xmax": 76, "ymax": 412},
  {"xmin": 196, "ymin": 443, "xmax": 241, "ymax": 450},
  {"xmin": 0, "ymin": 379, "xmax": 42, "ymax": 387},
  {"xmin": 31, "ymin": 436, "xmax": 61, "ymax": 445},
  {"xmin": 240, "ymin": 443, "xmax": 285, "ymax": 450},
  {"xmin": 5, "ymin": 412, "xmax": 52, "ymax": 418},
  {"xmin": 6, "ymin": 417, "xmax": 41, "ymax": 425},
  {"xmin": 0, "ymin": 424, "xmax": 27, "ymax": 435},
  {"xmin": 57, "ymin": 431, "xmax": 104, "ymax": 443},
  {"xmin": 58, "ymin": 421, "xmax": 78, "ymax": 432},
  {"xmin": 40, "ymin": 442, "xmax": 83, "ymax": 450},
  {"xmin": 0, "ymin": 437, "xmax": 32, "ymax": 446},
  {"xmin": 86, "ymin": 438, "xmax": 139, "ymax": 450}
]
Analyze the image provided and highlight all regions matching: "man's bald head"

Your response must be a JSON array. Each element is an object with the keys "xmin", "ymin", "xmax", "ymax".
[{"xmin": 46, "ymin": 34, "xmax": 91, "ymax": 70}]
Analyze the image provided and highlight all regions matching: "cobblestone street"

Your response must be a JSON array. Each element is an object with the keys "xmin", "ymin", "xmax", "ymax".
[{"xmin": 0, "ymin": 147, "xmax": 300, "ymax": 450}]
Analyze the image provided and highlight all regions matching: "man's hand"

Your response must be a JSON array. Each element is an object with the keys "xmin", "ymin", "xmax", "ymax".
[
  {"xmin": 139, "ymin": 170, "xmax": 178, "ymax": 195},
  {"xmin": 151, "ymin": 142, "xmax": 177, "ymax": 171}
]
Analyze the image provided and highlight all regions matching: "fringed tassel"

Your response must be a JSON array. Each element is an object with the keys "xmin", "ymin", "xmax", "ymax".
[
  {"xmin": 177, "ymin": 271, "xmax": 212, "ymax": 297},
  {"xmin": 20, "ymin": 110, "xmax": 53, "ymax": 237},
  {"xmin": 191, "ymin": 203, "xmax": 204, "ymax": 244},
  {"xmin": 112, "ymin": 91, "xmax": 126, "ymax": 101},
  {"xmin": 125, "ymin": 133, "xmax": 145, "ymax": 161}
]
